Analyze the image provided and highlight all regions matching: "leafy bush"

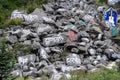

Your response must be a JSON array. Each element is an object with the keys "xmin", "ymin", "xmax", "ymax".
[
  {"xmin": 13, "ymin": 43, "xmax": 32, "ymax": 56},
  {"xmin": 0, "ymin": 36, "xmax": 16, "ymax": 80}
]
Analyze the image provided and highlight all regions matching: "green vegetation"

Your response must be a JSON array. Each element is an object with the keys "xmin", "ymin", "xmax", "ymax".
[
  {"xmin": 60, "ymin": 68, "xmax": 120, "ymax": 80},
  {"xmin": 98, "ymin": 0, "xmax": 107, "ymax": 6},
  {"xmin": 0, "ymin": 37, "xmax": 16, "ymax": 80},
  {"xmin": 13, "ymin": 43, "xmax": 32, "ymax": 56},
  {"xmin": 0, "ymin": 0, "xmax": 52, "ymax": 28},
  {"xmin": 15, "ymin": 67, "xmax": 120, "ymax": 80},
  {"xmin": 60, "ymin": 51, "xmax": 67, "ymax": 60},
  {"xmin": 2, "ymin": 18, "xmax": 23, "ymax": 28}
]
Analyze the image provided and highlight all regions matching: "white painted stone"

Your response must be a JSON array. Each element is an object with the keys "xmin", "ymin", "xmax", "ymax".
[{"xmin": 66, "ymin": 54, "xmax": 81, "ymax": 66}]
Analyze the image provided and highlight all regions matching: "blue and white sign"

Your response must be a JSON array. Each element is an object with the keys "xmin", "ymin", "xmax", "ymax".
[{"xmin": 104, "ymin": 8, "xmax": 118, "ymax": 27}]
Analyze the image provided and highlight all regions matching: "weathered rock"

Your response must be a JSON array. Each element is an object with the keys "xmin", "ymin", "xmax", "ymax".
[
  {"xmin": 37, "ymin": 25, "xmax": 52, "ymax": 35},
  {"xmin": 81, "ymin": 38, "xmax": 90, "ymax": 43},
  {"xmin": 78, "ymin": 31, "xmax": 90, "ymax": 38},
  {"xmin": 31, "ymin": 41, "xmax": 41, "ymax": 50},
  {"xmin": 83, "ymin": 59, "xmax": 90, "ymax": 65},
  {"xmin": 82, "ymin": 14, "xmax": 94, "ymax": 22},
  {"xmin": 31, "ymin": 8, "xmax": 47, "ymax": 22},
  {"xmin": 105, "ymin": 48, "xmax": 114, "ymax": 54},
  {"xmin": 43, "ymin": 4, "xmax": 54, "ymax": 12},
  {"xmin": 50, "ymin": 47, "xmax": 63, "ymax": 53},
  {"xmin": 17, "ymin": 54, "xmax": 36, "ymax": 66},
  {"xmin": 42, "ymin": 17, "xmax": 55, "ymax": 24},
  {"xmin": 11, "ymin": 10, "xmax": 39, "ymax": 22},
  {"xmin": 111, "ymin": 53, "xmax": 120, "ymax": 59},
  {"xmin": 94, "ymin": 41, "xmax": 104, "ymax": 46},
  {"xmin": 105, "ymin": 62, "xmax": 116, "ymax": 69},
  {"xmin": 93, "ymin": 60, "xmax": 99, "ymax": 65},
  {"xmin": 61, "ymin": 65, "xmax": 74, "ymax": 73},
  {"xmin": 23, "ymin": 40, "xmax": 31, "ymax": 45},
  {"xmin": 23, "ymin": 65, "xmax": 29, "ymax": 71},
  {"xmin": 87, "ymin": 64, "xmax": 95, "ymax": 70},
  {"xmin": 23, "ymin": 71, "xmax": 33, "ymax": 77},
  {"xmin": 21, "ymin": 29, "xmax": 31, "ymax": 38},
  {"xmin": 78, "ymin": 46, "xmax": 86, "ymax": 51},
  {"xmin": 42, "ymin": 65, "xmax": 57, "ymax": 75},
  {"xmin": 78, "ymin": 42, "xmax": 86, "ymax": 46},
  {"xmin": 66, "ymin": 54, "xmax": 81, "ymax": 66},
  {"xmin": 38, "ymin": 47, "xmax": 49, "ymax": 59},
  {"xmin": 11, "ymin": 70, "xmax": 23, "ymax": 77},
  {"xmin": 38, "ymin": 60, "xmax": 48, "ymax": 68},
  {"xmin": 88, "ymin": 48, "xmax": 96, "ymax": 55},
  {"xmin": 7, "ymin": 35, "xmax": 18, "ymax": 44},
  {"xmin": 12, "ymin": 29, "xmax": 23, "ymax": 38},
  {"xmin": 108, "ymin": 0, "xmax": 120, "ymax": 5},
  {"xmin": 84, "ymin": 0, "xmax": 95, "ymax": 4},
  {"xmin": 50, "ymin": 73, "xmax": 62, "ymax": 80},
  {"xmin": 97, "ymin": 5, "xmax": 107, "ymax": 12},
  {"xmin": 43, "ymin": 35, "xmax": 66, "ymax": 47},
  {"xmin": 102, "ymin": 55, "xmax": 108, "ymax": 61}
]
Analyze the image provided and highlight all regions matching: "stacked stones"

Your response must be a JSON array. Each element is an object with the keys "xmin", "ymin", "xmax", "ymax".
[{"xmin": 5, "ymin": 0, "xmax": 120, "ymax": 80}]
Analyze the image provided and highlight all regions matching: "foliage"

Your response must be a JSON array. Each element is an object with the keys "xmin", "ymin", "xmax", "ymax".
[
  {"xmin": 13, "ymin": 43, "xmax": 32, "ymax": 56},
  {"xmin": 0, "ymin": 36, "xmax": 16, "ymax": 80},
  {"xmin": 41, "ymin": 74, "xmax": 48, "ymax": 80},
  {"xmin": 97, "ymin": 0, "xmax": 107, "ymax": 6},
  {"xmin": 68, "ymin": 68, "xmax": 120, "ymax": 80}
]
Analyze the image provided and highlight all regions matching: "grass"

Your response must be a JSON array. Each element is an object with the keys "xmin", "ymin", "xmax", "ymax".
[
  {"xmin": 61, "ymin": 68, "xmax": 120, "ymax": 80},
  {"xmin": 15, "ymin": 67, "xmax": 120, "ymax": 80},
  {"xmin": 13, "ymin": 43, "xmax": 32, "ymax": 56}
]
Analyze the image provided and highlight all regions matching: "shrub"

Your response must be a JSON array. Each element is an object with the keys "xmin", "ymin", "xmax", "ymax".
[
  {"xmin": 0, "ymin": 36, "xmax": 16, "ymax": 80},
  {"xmin": 13, "ymin": 43, "xmax": 32, "ymax": 56}
]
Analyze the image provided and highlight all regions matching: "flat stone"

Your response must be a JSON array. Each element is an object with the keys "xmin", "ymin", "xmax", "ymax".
[
  {"xmin": 81, "ymin": 38, "xmax": 90, "ymax": 43},
  {"xmin": 31, "ymin": 41, "xmax": 41, "ymax": 50},
  {"xmin": 43, "ymin": 4, "xmax": 54, "ymax": 12},
  {"xmin": 102, "ymin": 55, "xmax": 108, "ymax": 61},
  {"xmin": 50, "ymin": 73, "xmax": 63, "ymax": 80},
  {"xmin": 78, "ymin": 31, "xmax": 89, "ymax": 38},
  {"xmin": 42, "ymin": 17, "xmax": 55, "ymax": 24},
  {"xmin": 8, "ymin": 35, "xmax": 18, "ymax": 44},
  {"xmin": 61, "ymin": 65, "xmax": 74, "ymax": 73},
  {"xmin": 42, "ymin": 65, "xmax": 57, "ymax": 75},
  {"xmin": 43, "ymin": 35, "xmax": 66, "ymax": 47},
  {"xmin": 87, "ymin": 64, "xmax": 95, "ymax": 70},
  {"xmin": 37, "ymin": 25, "xmax": 52, "ymax": 35},
  {"xmin": 31, "ymin": 8, "xmax": 47, "ymax": 21},
  {"xmin": 23, "ymin": 71, "xmax": 32, "ymax": 77},
  {"xmin": 11, "ymin": 70, "xmax": 22, "ymax": 77},
  {"xmin": 66, "ymin": 54, "xmax": 81, "ymax": 66},
  {"xmin": 38, "ymin": 47, "xmax": 49, "ymax": 59},
  {"xmin": 82, "ymin": 14, "xmax": 94, "ymax": 22},
  {"xmin": 78, "ymin": 42, "xmax": 86, "ymax": 46},
  {"xmin": 111, "ymin": 53, "xmax": 120, "ymax": 59},
  {"xmin": 88, "ymin": 48, "xmax": 96, "ymax": 55},
  {"xmin": 23, "ymin": 40, "xmax": 31, "ymax": 45},
  {"xmin": 17, "ymin": 54, "xmax": 36, "ymax": 66}
]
